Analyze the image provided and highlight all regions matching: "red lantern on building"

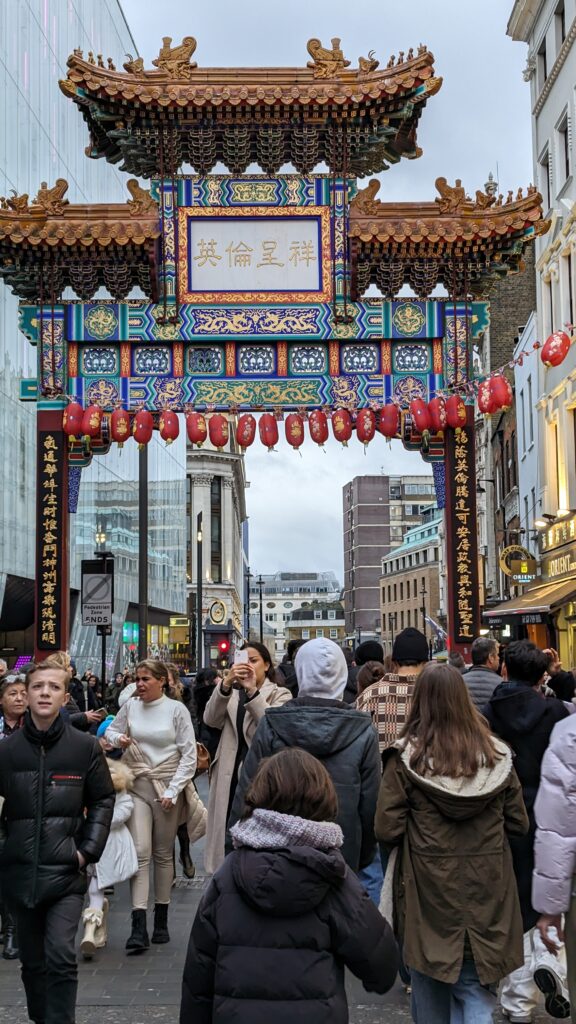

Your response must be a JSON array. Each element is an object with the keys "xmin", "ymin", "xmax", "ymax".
[
  {"xmin": 380, "ymin": 404, "xmax": 399, "ymax": 438},
  {"xmin": 356, "ymin": 408, "xmax": 376, "ymax": 446},
  {"xmin": 259, "ymin": 412, "xmax": 279, "ymax": 451},
  {"xmin": 186, "ymin": 412, "xmax": 207, "ymax": 448},
  {"xmin": 236, "ymin": 413, "xmax": 256, "ymax": 451},
  {"xmin": 309, "ymin": 409, "xmax": 329, "ymax": 446},
  {"xmin": 110, "ymin": 406, "xmax": 130, "ymax": 448},
  {"xmin": 159, "ymin": 409, "xmax": 180, "ymax": 445},
  {"xmin": 81, "ymin": 404, "xmax": 102, "ymax": 441},
  {"xmin": 208, "ymin": 413, "xmax": 229, "ymax": 450},
  {"xmin": 427, "ymin": 396, "xmax": 447, "ymax": 433},
  {"xmin": 62, "ymin": 402, "xmax": 84, "ymax": 441},
  {"xmin": 132, "ymin": 409, "xmax": 153, "ymax": 449},
  {"xmin": 331, "ymin": 409, "xmax": 353, "ymax": 446},
  {"xmin": 477, "ymin": 379, "xmax": 496, "ymax": 415},
  {"xmin": 285, "ymin": 413, "xmax": 305, "ymax": 450},
  {"xmin": 445, "ymin": 395, "xmax": 467, "ymax": 429},
  {"xmin": 489, "ymin": 374, "xmax": 513, "ymax": 412},
  {"xmin": 409, "ymin": 398, "xmax": 431, "ymax": 434},
  {"xmin": 541, "ymin": 330, "xmax": 571, "ymax": 367}
]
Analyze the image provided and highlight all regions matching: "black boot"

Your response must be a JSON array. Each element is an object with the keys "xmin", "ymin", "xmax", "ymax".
[
  {"xmin": 178, "ymin": 824, "xmax": 195, "ymax": 879},
  {"xmin": 2, "ymin": 913, "xmax": 18, "ymax": 960},
  {"xmin": 151, "ymin": 903, "xmax": 170, "ymax": 944},
  {"xmin": 125, "ymin": 909, "xmax": 149, "ymax": 955}
]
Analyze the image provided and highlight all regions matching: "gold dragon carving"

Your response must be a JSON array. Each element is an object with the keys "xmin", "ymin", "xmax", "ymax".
[
  {"xmin": 152, "ymin": 37, "xmax": 197, "ymax": 78},
  {"xmin": 306, "ymin": 38, "xmax": 350, "ymax": 78},
  {"xmin": 349, "ymin": 179, "xmax": 381, "ymax": 215},
  {"xmin": 32, "ymin": 179, "xmax": 70, "ymax": 215},
  {"xmin": 126, "ymin": 180, "xmax": 158, "ymax": 216},
  {"xmin": 435, "ymin": 177, "xmax": 496, "ymax": 215}
]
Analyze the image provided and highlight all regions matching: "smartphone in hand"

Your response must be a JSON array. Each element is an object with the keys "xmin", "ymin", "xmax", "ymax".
[{"xmin": 234, "ymin": 649, "xmax": 249, "ymax": 665}]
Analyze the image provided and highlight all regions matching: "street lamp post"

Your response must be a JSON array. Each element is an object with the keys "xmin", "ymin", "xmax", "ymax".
[
  {"xmin": 257, "ymin": 574, "xmax": 264, "ymax": 644},
  {"xmin": 95, "ymin": 523, "xmax": 113, "ymax": 690},
  {"xmin": 138, "ymin": 446, "xmax": 148, "ymax": 662},
  {"xmin": 244, "ymin": 566, "xmax": 253, "ymax": 640},
  {"xmin": 197, "ymin": 512, "xmax": 203, "ymax": 670},
  {"xmin": 388, "ymin": 611, "xmax": 397, "ymax": 651},
  {"xmin": 420, "ymin": 579, "xmax": 428, "ymax": 636}
]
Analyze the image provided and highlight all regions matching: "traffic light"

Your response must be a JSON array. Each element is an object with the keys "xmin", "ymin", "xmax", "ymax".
[
  {"xmin": 211, "ymin": 633, "xmax": 232, "ymax": 668},
  {"xmin": 218, "ymin": 638, "xmax": 230, "ymax": 656}
]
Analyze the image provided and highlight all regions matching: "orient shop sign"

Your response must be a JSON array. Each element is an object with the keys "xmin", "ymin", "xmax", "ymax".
[
  {"xmin": 178, "ymin": 206, "xmax": 332, "ymax": 303},
  {"xmin": 36, "ymin": 432, "xmax": 65, "ymax": 651},
  {"xmin": 499, "ymin": 545, "xmax": 538, "ymax": 583},
  {"xmin": 444, "ymin": 416, "xmax": 480, "ymax": 643},
  {"xmin": 542, "ymin": 547, "xmax": 576, "ymax": 581}
]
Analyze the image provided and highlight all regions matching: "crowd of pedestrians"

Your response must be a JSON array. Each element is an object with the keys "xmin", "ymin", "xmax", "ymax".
[{"xmin": 1, "ymin": 632, "xmax": 576, "ymax": 1023}]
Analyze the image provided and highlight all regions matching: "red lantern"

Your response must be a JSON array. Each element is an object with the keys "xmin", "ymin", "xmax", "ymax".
[
  {"xmin": 259, "ymin": 412, "xmax": 279, "ymax": 451},
  {"xmin": 236, "ymin": 413, "xmax": 256, "ymax": 451},
  {"xmin": 110, "ymin": 407, "xmax": 130, "ymax": 447},
  {"xmin": 331, "ymin": 409, "xmax": 353, "ymax": 446},
  {"xmin": 132, "ymin": 409, "xmax": 153, "ymax": 449},
  {"xmin": 62, "ymin": 402, "xmax": 84, "ymax": 441},
  {"xmin": 409, "ymin": 398, "xmax": 431, "ymax": 434},
  {"xmin": 81, "ymin": 404, "xmax": 102, "ymax": 441},
  {"xmin": 427, "ymin": 396, "xmax": 447, "ymax": 433},
  {"xmin": 356, "ymin": 408, "xmax": 376, "ymax": 446},
  {"xmin": 159, "ymin": 409, "xmax": 179, "ymax": 445},
  {"xmin": 489, "ymin": 374, "xmax": 513, "ymax": 412},
  {"xmin": 309, "ymin": 409, "xmax": 328, "ymax": 446},
  {"xmin": 208, "ymin": 413, "xmax": 229, "ymax": 450},
  {"xmin": 186, "ymin": 412, "xmax": 207, "ymax": 448},
  {"xmin": 477, "ymin": 379, "xmax": 496, "ymax": 415},
  {"xmin": 380, "ymin": 404, "xmax": 399, "ymax": 438},
  {"xmin": 445, "ymin": 395, "xmax": 467, "ymax": 429},
  {"xmin": 285, "ymin": 413, "xmax": 305, "ymax": 450},
  {"xmin": 541, "ymin": 330, "xmax": 571, "ymax": 367}
]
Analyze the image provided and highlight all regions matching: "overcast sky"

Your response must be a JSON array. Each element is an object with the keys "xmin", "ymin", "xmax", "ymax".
[{"xmin": 121, "ymin": 0, "xmax": 533, "ymax": 583}]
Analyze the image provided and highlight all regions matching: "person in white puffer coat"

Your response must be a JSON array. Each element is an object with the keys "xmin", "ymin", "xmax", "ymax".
[
  {"xmin": 532, "ymin": 714, "xmax": 576, "ymax": 1020},
  {"xmin": 80, "ymin": 758, "xmax": 138, "ymax": 959}
]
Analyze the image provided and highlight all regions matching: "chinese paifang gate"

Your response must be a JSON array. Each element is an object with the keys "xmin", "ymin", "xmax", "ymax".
[{"xmin": 0, "ymin": 36, "xmax": 548, "ymax": 657}]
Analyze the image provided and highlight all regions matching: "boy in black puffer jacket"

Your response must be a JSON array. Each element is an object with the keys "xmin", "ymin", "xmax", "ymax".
[
  {"xmin": 180, "ymin": 748, "xmax": 398, "ymax": 1024},
  {"xmin": 0, "ymin": 660, "xmax": 114, "ymax": 1024}
]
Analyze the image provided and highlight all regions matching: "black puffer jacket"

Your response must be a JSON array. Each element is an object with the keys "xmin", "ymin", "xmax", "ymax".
[
  {"xmin": 180, "ymin": 843, "xmax": 398, "ymax": 1024},
  {"xmin": 0, "ymin": 712, "xmax": 114, "ymax": 908},
  {"xmin": 483, "ymin": 680, "xmax": 569, "ymax": 929},
  {"xmin": 229, "ymin": 697, "xmax": 380, "ymax": 870}
]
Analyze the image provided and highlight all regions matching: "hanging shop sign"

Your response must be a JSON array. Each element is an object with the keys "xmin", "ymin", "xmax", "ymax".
[
  {"xmin": 499, "ymin": 545, "xmax": 537, "ymax": 580},
  {"xmin": 444, "ymin": 416, "xmax": 480, "ymax": 643},
  {"xmin": 178, "ymin": 206, "xmax": 332, "ymax": 303},
  {"xmin": 36, "ymin": 431, "xmax": 66, "ymax": 651}
]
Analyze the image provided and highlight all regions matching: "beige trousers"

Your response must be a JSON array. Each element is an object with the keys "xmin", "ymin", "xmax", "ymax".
[{"xmin": 128, "ymin": 777, "xmax": 182, "ymax": 909}]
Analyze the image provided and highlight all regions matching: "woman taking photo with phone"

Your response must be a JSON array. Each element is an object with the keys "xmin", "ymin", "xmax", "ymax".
[{"xmin": 203, "ymin": 642, "xmax": 292, "ymax": 875}]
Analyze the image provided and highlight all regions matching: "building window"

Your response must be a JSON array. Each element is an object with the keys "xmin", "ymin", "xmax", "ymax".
[
  {"xmin": 519, "ymin": 389, "xmax": 526, "ymax": 454},
  {"xmin": 314, "ymin": 610, "xmax": 322, "ymax": 620},
  {"xmin": 393, "ymin": 584, "xmax": 397, "ymax": 601},
  {"xmin": 556, "ymin": 1, "xmax": 566, "ymax": 48},
  {"xmin": 315, "ymin": 628, "xmax": 324, "ymax": 638},
  {"xmin": 388, "ymin": 585, "xmax": 391, "ymax": 602},
  {"xmin": 423, "ymin": 550, "xmax": 428, "ymax": 563},
  {"xmin": 210, "ymin": 476, "xmax": 222, "ymax": 583},
  {"xmin": 400, "ymin": 582, "xmax": 404, "ymax": 600},
  {"xmin": 537, "ymin": 39, "xmax": 548, "ymax": 92},
  {"xmin": 407, "ymin": 609, "xmax": 411, "ymax": 627},
  {"xmin": 510, "ymin": 431, "xmax": 517, "ymax": 487},
  {"xmin": 328, "ymin": 610, "xmax": 336, "ymax": 620},
  {"xmin": 540, "ymin": 149, "xmax": 551, "ymax": 211},
  {"xmin": 406, "ymin": 579, "xmax": 410, "ymax": 599},
  {"xmin": 400, "ymin": 610, "xmax": 404, "ymax": 629},
  {"xmin": 330, "ymin": 628, "xmax": 338, "ymax": 639},
  {"xmin": 527, "ymin": 376, "xmax": 534, "ymax": 444},
  {"xmin": 302, "ymin": 629, "xmax": 310, "ymax": 639},
  {"xmin": 265, "ymin": 614, "xmax": 275, "ymax": 622},
  {"xmin": 558, "ymin": 113, "xmax": 571, "ymax": 183}
]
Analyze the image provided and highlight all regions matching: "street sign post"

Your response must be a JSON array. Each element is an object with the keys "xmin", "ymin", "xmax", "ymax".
[{"xmin": 81, "ymin": 568, "xmax": 113, "ymax": 626}]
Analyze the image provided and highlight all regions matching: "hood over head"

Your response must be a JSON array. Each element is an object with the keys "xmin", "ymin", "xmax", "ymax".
[
  {"xmin": 488, "ymin": 680, "xmax": 553, "ymax": 735},
  {"xmin": 295, "ymin": 637, "xmax": 348, "ymax": 700},
  {"xmin": 397, "ymin": 736, "xmax": 513, "ymax": 821},
  {"xmin": 231, "ymin": 843, "xmax": 346, "ymax": 917}
]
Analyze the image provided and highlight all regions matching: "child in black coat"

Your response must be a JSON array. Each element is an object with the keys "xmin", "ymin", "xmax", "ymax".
[{"xmin": 180, "ymin": 747, "xmax": 398, "ymax": 1024}]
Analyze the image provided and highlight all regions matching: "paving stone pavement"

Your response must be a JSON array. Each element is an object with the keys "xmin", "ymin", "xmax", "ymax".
[{"xmin": 0, "ymin": 779, "xmax": 554, "ymax": 1022}]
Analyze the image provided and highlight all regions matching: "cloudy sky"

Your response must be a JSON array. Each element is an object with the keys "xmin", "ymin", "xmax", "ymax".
[{"xmin": 121, "ymin": 0, "xmax": 533, "ymax": 582}]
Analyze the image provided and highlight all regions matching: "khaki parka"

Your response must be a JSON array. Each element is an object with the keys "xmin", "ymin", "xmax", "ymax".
[{"xmin": 375, "ymin": 738, "xmax": 529, "ymax": 985}]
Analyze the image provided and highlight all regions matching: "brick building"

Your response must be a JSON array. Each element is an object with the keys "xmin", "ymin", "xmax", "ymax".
[
  {"xmin": 380, "ymin": 509, "xmax": 443, "ymax": 655},
  {"xmin": 284, "ymin": 600, "xmax": 346, "ymax": 645}
]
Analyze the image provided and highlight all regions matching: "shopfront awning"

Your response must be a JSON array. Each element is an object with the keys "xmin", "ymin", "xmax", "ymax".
[{"xmin": 482, "ymin": 577, "xmax": 576, "ymax": 626}]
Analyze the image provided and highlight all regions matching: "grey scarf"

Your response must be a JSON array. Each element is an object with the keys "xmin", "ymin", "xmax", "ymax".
[{"xmin": 230, "ymin": 808, "xmax": 343, "ymax": 851}]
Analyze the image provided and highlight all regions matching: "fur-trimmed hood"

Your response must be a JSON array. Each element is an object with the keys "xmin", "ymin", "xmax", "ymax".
[
  {"xmin": 108, "ymin": 758, "xmax": 135, "ymax": 793},
  {"xmin": 395, "ymin": 736, "xmax": 514, "ymax": 821}
]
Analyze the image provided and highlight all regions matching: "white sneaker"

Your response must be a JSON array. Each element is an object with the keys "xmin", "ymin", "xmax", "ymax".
[{"xmin": 533, "ymin": 964, "xmax": 570, "ymax": 1019}]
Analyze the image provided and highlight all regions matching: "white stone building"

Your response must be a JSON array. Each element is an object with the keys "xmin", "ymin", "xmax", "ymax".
[{"xmin": 249, "ymin": 572, "xmax": 341, "ymax": 658}]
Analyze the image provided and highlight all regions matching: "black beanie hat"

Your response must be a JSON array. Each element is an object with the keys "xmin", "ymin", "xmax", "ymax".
[
  {"xmin": 355, "ymin": 640, "xmax": 384, "ymax": 666},
  {"xmin": 392, "ymin": 628, "xmax": 429, "ymax": 665}
]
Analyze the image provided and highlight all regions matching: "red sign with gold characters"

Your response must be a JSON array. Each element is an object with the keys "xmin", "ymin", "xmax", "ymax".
[
  {"xmin": 444, "ymin": 411, "xmax": 480, "ymax": 647},
  {"xmin": 36, "ymin": 431, "xmax": 65, "ymax": 651}
]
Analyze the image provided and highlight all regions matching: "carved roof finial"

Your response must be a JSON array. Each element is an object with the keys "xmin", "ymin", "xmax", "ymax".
[{"xmin": 307, "ymin": 37, "xmax": 351, "ymax": 78}]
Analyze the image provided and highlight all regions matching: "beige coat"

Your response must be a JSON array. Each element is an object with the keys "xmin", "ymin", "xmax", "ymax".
[{"xmin": 203, "ymin": 679, "xmax": 292, "ymax": 873}]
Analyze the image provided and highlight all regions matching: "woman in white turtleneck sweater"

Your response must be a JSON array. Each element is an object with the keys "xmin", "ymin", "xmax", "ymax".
[{"xmin": 106, "ymin": 660, "xmax": 197, "ymax": 955}]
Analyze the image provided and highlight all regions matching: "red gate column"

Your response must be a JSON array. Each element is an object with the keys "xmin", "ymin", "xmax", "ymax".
[
  {"xmin": 444, "ymin": 405, "xmax": 481, "ymax": 657},
  {"xmin": 35, "ymin": 408, "xmax": 70, "ymax": 661}
]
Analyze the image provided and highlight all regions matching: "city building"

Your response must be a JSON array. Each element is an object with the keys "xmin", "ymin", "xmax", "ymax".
[
  {"xmin": 379, "ymin": 508, "xmax": 443, "ymax": 655},
  {"xmin": 187, "ymin": 438, "xmax": 247, "ymax": 668},
  {"xmin": 284, "ymin": 601, "xmax": 346, "ymax": 646},
  {"xmin": 494, "ymin": 0, "xmax": 576, "ymax": 660},
  {"xmin": 0, "ymin": 1, "xmax": 188, "ymax": 672},
  {"xmin": 248, "ymin": 572, "xmax": 341, "ymax": 658},
  {"xmin": 343, "ymin": 474, "xmax": 436, "ymax": 638}
]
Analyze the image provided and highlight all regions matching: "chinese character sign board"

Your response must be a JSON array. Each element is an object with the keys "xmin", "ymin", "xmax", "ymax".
[
  {"xmin": 178, "ymin": 206, "xmax": 332, "ymax": 303},
  {"xmin": 36, "ymin": 431, "xmax": 66, "ymax": 651},
  {"xmin": 444, "ymin": 412, "xmax": 480, "ymax": 648}
]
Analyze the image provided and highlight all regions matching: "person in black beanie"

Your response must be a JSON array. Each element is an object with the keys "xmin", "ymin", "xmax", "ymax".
[
  {"xmin": 356, "ymin": 628, "xmax": 429, "ymax": 753},
  {"xmin": 342, "ymin": 640, "xmax": 385, "ymax": 704}
]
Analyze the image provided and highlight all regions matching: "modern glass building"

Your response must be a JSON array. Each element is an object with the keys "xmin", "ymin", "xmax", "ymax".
[{"xmin": 0, "ymin": 1, "xmax": 187, "ymax": 672}]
